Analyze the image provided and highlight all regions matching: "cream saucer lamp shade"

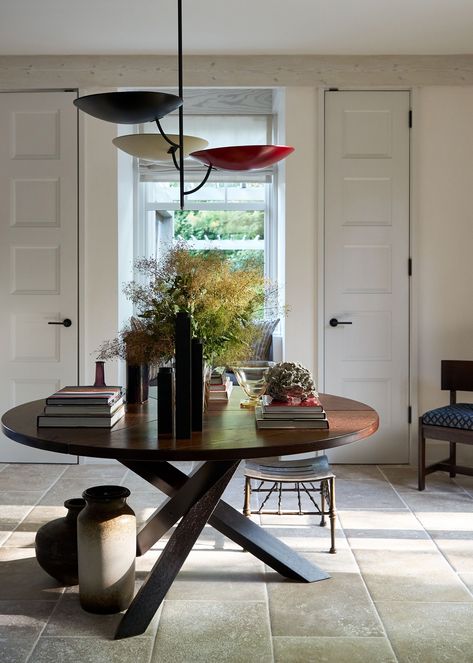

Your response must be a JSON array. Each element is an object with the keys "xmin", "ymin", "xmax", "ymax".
[{"xmin": 112, "ymin": 134, "xmax": 209, "ymax": 162}]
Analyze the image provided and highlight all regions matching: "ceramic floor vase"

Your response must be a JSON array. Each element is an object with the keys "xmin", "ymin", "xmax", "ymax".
[
  {"xmin": 34, "ymin": 497, "xmax": 85, "ymax": 585},
  {"xmin": 77, "ymin": 485, "xmax": 136, "ymax": 614}
]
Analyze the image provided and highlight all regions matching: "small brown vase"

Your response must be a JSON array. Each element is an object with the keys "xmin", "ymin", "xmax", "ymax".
[{"xmin": 34, "ymin": 498, "xmax": 86, "ymax": 585}]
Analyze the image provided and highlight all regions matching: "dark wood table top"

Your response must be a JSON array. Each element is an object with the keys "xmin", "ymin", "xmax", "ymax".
[{"xmin": 1, "ymin": 390, "xmax": 378, "ymax": 462}]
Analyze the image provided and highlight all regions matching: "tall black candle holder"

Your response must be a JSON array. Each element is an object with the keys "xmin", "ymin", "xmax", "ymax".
[
  {"xmin": 157, "ymin": 367, "xmax": 174, "ymax": 436},
  {"xmin": 191, "ymin": 338, "xmax": 203, "ymax": 431},
  {"xmin": 175, "ymin": 311, "xmax": 192, "ymax": 439}
]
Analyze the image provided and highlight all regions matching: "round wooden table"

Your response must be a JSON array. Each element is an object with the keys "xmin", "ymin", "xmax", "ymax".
[{"xmin": 1, "ymin": 390, "xmax": 378, "ymax": 639}]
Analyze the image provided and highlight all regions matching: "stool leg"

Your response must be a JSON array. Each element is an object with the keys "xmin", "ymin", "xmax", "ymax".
[
  {"xmin": 328, "ymin": 477, "xmax": 336, "ymax": 554},
  {"xmin": 449, "ymin": 442, "xmax": 456, "ymax": 478},
  {"xmin": 296, "ymin": 482, "xmax": 302, "ymax": 515},
  {"xmin": 319, "ymin": 480, "xmax": 326, "ymax": 527},
  {"xmin": 418, "ymin": 418, "xmax": 426, "ymax": 491},
  {"xmin": 243, "ymin": 477, "xmax": 251, "ymax": 516}
]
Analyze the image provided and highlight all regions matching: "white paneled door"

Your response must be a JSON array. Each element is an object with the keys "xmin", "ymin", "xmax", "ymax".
[
  {"xmin": 0, "ymin": 91, "xmax": 78, "ymax": 462},
  {"xmin": 324, "ymin": 90, "xmax": 410, "ymax": 463}
]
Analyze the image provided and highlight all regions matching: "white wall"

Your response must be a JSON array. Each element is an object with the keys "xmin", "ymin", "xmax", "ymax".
[
  {"xmin": 81, "ymin": 112, "xmax": 120, "ymax": 387},
  {"xmin": 415, "ymin": 86, "xmax": 473, "ymax": 461},
  {"xmin": 282, "ymin": 87, "xmax": 318, "ymax": 377}
]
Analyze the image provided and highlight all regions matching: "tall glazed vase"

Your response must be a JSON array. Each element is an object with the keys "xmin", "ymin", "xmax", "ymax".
[{"xmin": 77, "ymin": 485, "xmax": 136, "ymax": 614}]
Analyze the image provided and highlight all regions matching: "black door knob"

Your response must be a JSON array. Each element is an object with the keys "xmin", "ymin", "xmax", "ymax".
[
  {"xmin": 329, "ymin": 318, "xmax": 353, "ymax": 327},
  {"xmin": 48, "ymin": 319, "xmax": 72, "ymax": 328}
]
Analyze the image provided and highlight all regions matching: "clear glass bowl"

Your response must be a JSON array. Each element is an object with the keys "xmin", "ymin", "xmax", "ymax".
[{"xmin": 231, "ymin": 361, "xmax": 275, "ymax": 409}]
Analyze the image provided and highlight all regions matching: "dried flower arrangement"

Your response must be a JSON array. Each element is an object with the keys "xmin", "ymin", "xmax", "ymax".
[{"xmin": 97, "ymin": 242, "xmax": 279, "ymax": 367}]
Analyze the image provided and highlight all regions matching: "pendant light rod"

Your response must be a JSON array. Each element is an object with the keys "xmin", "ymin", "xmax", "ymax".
[
  {"xmin": 155, "ymin": 118, "xmax": 180, "ymax": 148},
  {"xmin": 178, "ymin": 0, "xmax": 185, "ymax": 209}
]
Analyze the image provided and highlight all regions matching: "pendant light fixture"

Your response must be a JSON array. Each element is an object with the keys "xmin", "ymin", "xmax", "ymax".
[{"xmin": 74, "ymin": 0, "xmax": 294, "ymax": 209}]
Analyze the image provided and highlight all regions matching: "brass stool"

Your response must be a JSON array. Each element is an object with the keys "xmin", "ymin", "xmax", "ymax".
[{"xmin": 243, "ymin": 455, "xmax": 336, "ymax": 553}]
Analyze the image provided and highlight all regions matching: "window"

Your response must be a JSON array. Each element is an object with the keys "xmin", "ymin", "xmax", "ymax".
[{"xmin": 136, "ymin": 89, "xmax": 279, "ymax": 282}]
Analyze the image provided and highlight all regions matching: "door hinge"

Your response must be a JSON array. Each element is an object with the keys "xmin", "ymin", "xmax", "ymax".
[
  {"xmin": 408, "ymin": 406, "xmax": 412, "ymax": 424},
  {"xmin": 408, "ymin": 257, "xmax": 412, "ymax": 276},
  {"xmin": 409, "ymin": 109, "xmax": 413, "ymax": 128}
]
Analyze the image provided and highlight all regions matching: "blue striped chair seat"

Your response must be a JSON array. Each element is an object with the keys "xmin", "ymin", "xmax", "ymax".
[{"xmin": 422, "ymin": 403, "xmax": 473, "ymax": 429}]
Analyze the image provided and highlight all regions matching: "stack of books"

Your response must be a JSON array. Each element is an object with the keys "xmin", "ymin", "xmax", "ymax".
[
  {"xmin": 208, "ymin": 368, "xmax": 233, "ymax": 402},
  {"xmin": 255, "ymin": 395, "xmax": 329, "ymax": 429},
  {"xmin": 37, "ymin": 386, "xmax": 125, "ymax": 428}
]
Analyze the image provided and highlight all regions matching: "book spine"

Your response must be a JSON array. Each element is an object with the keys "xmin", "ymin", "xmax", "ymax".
[
  {"xmin": 191, "ymin": 338, "xmax": 203, "ymax": 432},
  {"xmin": 175, "ymin": 312, "xmax": 192, "ymax": 439}
]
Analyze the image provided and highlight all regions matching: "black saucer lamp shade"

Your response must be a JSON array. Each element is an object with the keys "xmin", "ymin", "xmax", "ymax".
[{"xmin": 73, "ymin": 91, "xmax": 183, "ymax": 124}]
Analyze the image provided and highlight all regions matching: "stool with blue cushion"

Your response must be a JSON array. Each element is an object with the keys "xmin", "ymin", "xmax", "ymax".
[{"xmin": 418, "ymin": 360, "xmax": 473, "ymax": 490}]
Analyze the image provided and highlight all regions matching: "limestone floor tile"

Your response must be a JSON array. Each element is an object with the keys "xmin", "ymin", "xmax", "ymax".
[
  {"xmin": 3, "ymin": 504, "xmax": 68, "ymax": 547},
  {"xmin": 432, "ymin": 537, "xmax": 473, "ymax": 573},
  {"xmin": 352, "ymin": 547, "xmax": 472, "ymax": 602},
  {"xmin": 414, "ymin": 510, "xmax": 473, "ymax": 535},
  {"xmin": 459, "ymin": 572, "xmax": 473, "ymax": 594},
  {"xmin": 0, "ymin": 464, "xmax": 67, "ymax": 492},
  {"xmin": 39, "ymin": 478, "xmax": 102, "ymax": 506},
  {"xmin": 256, "ymin": 521, "xmax": 346, "ymax": 554},
  {"xmin": 339, "ymin": 509, "xmax": 428, "ymax": 550},
  {"xmin": 120, "ymin": 470, "xmax": 156, "ymax": 491},
  {"xmin": 0, "ymin": 490, "xmax": 43, "ymax": 525},
  {"xmin": 150, "ymin": 600, "xmax": 273, "ymax": 663},
  {"xmin": 396, "ymin": 489, "xmax": 473, "ymax": 513},
  {"xmin": 0, "ymin": 548, "xmax": 63, "ymax": 601},
  {"xmin": 28, "ymin": 636, "xmax": 154, "ymax": 663},
  {"xmin": 331, "ymin": 464, "xmax": 387, "ymax": 482},
  {"xmin": 380, "ymin": 464, "xmax": 467, "ymax": 494},
  {"xmin": 331, "ymin": 478, "xmax": 405, "ymax": 510},
  {"xmin": 273, "ymin": 636, "xmax": 397, "ymax": 663},
  {"xmin": 125, "ymin": 490, "xmax": 168, "ymax": 528},
  {"xmin": 267, "ymin": 563, "xmax": 383, "ymax": 637},
  {"xmin": 43, "ymin": 592, "xmax": 161, "ymax": 638},
  {"xmin": 281, "ymin": 548, "xmax": 359, "ymax": 576},
  {"xmin": 146, "ymin": 523, "xmax": 241, "ymax": 553},
  {"xmin": 0, "ymin": 600, "xmax": 56, "ymax": 663},
  {"xmin": 376, "ymin": 600, "xmax": 473, "ymax": 663},
  {"xmin": 161, "ymin": 549, "xmax": 267, "ymax": 601},
  {"xmin": 453, "ymin": 474, "xmax": 473, "ymax": 497},
  {"xmin": 62, "ymin": 462, "xmax": 127, "ymax": 480},
  {"xmin": 221, "ymin": 475, "xmax": 247, "ymax": 507},
  {"xmin": 0, "ymin": 525, "xmax": 14, "ymax": 546}
]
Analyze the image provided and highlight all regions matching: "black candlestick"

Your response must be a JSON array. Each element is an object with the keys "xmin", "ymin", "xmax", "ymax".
[
  {"xmin": 175, "ymin": 311, "xmax": 192, "ymax": 438},
  {"xmin": 191, "ymin": 338, "xmax": 203, "ymax": 431},
  {"xmin": 157, "ymin": 367, "xmax": 174, "ymax": 436}
]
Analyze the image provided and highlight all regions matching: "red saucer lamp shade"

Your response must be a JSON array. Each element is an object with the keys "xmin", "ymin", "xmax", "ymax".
[{"xmin": 189, "ymin": 145, "xmax": 294, "ymax": 171}]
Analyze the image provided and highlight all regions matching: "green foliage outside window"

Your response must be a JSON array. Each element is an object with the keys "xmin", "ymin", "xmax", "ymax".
[
  {"xmin": 174, "ymin": 210, "xmax": 264, "ymax": 273},
  {"xmin": 174, "ymin": 210, "xmax": 264, "ymax": 240}
]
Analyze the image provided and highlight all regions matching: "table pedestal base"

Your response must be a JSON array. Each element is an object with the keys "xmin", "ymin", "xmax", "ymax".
[{"xmin": 115, "ymin": 460, "xmax": 330, "ymax": 639}]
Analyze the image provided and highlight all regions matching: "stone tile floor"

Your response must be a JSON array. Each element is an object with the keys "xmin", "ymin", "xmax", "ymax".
[{"xmin": 1, "ymin": 461, "xmax": 473, "ymax": 662}]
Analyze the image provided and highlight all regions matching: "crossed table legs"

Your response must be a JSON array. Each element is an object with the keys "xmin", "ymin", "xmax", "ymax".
[{"xmin": 114, "ymin": 459, "xmax": 330, "ymax": 640}]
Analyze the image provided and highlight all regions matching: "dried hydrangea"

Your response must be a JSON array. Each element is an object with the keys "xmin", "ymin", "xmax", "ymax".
[{"xmin": 265, "ymin": 362, "xmax": 317, "ymax": 402}]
